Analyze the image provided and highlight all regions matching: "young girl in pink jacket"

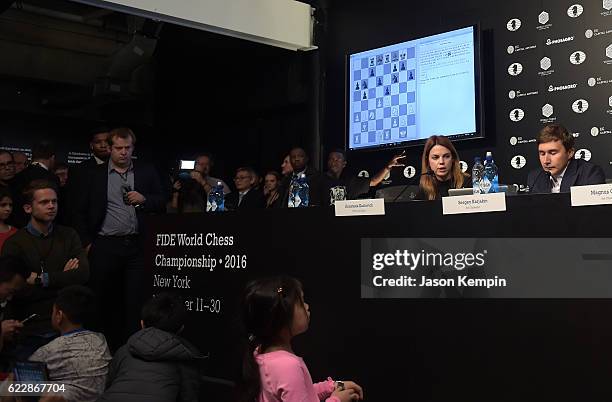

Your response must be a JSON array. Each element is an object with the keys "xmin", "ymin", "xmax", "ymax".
[{"xmin": 239, "ymin": 276, "xmax": 363, "ymax": 402}]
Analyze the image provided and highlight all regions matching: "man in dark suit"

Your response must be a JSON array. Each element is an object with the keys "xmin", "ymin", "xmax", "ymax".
[
  {"xmin": 66, "ymin": 127, "xmax": 110, "ymax": 226},
  {"xmin": 225, "ymin": 167, "xmax": 265, "ymax": 210},
  {"xmin": 527, "ymin": 124, "xmax": 605, "ymax": 193},
  {"xmin": 73, "ymin": 127, "xmax": 165, "ymax": 351},
  {"xmin": 277, "ymin": 147, "xmax": 324, "ymax": 207},
  {"xmin": 9, "ymin": 142, "xmax": 60, "ymax": 228}
]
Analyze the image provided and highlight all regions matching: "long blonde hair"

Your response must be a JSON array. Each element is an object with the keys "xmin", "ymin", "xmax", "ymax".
[{"xmin": 419, "ymin": 135, "xmax": 467, "ymax": 200}]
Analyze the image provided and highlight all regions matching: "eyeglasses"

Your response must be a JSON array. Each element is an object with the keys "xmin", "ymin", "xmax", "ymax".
[{"xmin": 0, "ymin": 161, "xmax": 15, "ymax": 170}]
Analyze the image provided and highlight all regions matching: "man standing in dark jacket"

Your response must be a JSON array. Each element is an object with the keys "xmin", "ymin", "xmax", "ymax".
[
  {"xmin": 73, "ymin": 127, "xmax": 166, "ymax": 351},
  {"xmin": 98, "ymin": 293, "xmax": 205, "ymax": 402}
]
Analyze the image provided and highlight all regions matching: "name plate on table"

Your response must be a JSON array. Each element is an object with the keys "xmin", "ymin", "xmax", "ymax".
[
  {"xmin": 335, "ymin": 199, "xmax": 385, "ymax": 217},
  {"xmin": 442, "ymin": 192, "xmax": 507, "ymax": 215},
  {"xmin": 571, "ymin": 184, "xmax": 612, "ymax": 207}
]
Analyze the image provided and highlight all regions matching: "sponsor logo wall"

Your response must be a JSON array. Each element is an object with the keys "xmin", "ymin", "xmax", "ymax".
[{"xmin": 500, "ymin": 0, "xmax": 612, "ymax": 185}]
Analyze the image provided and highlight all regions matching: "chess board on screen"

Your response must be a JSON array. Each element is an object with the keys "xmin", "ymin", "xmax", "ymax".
[{"xmin": 347, "ymin": 25, "xmax": 482, "ymax": 151}]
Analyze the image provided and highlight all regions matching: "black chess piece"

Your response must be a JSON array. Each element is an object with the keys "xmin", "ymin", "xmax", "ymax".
[
  {"xmin": 577, "ymin": 101, "xmax": 583, "ymax": 111},
  {"xmin": 377, "ymin": 77, "xmax": 382, "ymax": 86},
  {"xmin": 511, "ymin": 20, "xmax": 517, "ymax": 30},
  {"xmin": 400, "ymin": 62, "xmax": 406, "ymax": 71},
  {"xmin": 515, "ymin": 157, "xmax": 521, "ymax": 167},
  {"xmin": 370, "ymin": 68, "xmax": 375, "ymax": 77},
  {"xmin": 572, "ymin": 5, "xmax": 578, "ymax": 16},
  {"xmin": 362, "ymin": 80, "xmax": 368, "ymax": 89},
  {"xmin": 393, "ymin": 65, "xmax": 398, "ymax": 73},
  {"xmin": 579, "ymin": 150, "xmax": 586, "ymax": 159},
  {"xmin": 409, "ymin": 71, "xmax": 414, "ymax": 80},
  {"xmin": 512, "ymin": 64, "xmax": 518, "ymax": 74},
  {"xmin": 575, "ymin": 53, "xmax": 581, "ymax": 63},
  {"xmin": 363, "ymin": 92, "xmax": 367, "ymax": 100},
  {"xmin": 385, "ymin": 87, "xmax": 390, "ymax": 96},
  {"xmin": 355, "ymin": 82, "xmax": 360, "ymax": 91},
  {"xmin": 514, "ymin": 110, "xmax": 520, "ymax": 120},
  {"xmin": 392, "ymin": 75, "xmax": 398, "ymax": 84}
]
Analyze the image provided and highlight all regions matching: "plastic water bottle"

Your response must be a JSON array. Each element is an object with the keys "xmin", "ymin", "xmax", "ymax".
[
  {"xmin": 472, "ymin": 157, "xmax": 484, "ymax": 194},
  {"xmin": 288, "ymin": 173, "xmax": 309, "ymax": 207},
  {"xmin": 483, "ymin": 152, "xmax": 499, "ymax": 193},
  {"xmin": 206, "ymin": 181, "xmax": 225, "ymax": 212},
  {"xmin": 298, "ymin": 174, "xmax": 309, "ymax": 207}
]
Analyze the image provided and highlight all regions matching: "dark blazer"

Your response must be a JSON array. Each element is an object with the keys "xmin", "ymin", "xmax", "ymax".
[
  {"xmin": 277, "ymin": 167, "xmax": 324, "ymax": 207},
  {"xmin": 65, "ymin": 157, "xmax": 103, "ymax": 226},
  {"xmin": 225, "ymin": 188, "xmax": 265, "ymax": 210},
  {"xmin": 527, "ymin": 158, "xmax": 606, "ymax": 193},
  {"xmin": 8, "ymin": 163, "xmax": 60, "ymax": 228},
  {"xmin": 73, "ymin": 161, "xmax": 166, "ymax": 247}
]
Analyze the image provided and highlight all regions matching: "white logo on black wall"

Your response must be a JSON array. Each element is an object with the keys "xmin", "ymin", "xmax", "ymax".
[
  {"xmin": 605, "ymin": 44, "xmax": 612, "ymax": 64},
  {"xmin": 591, "ymin": 126, "xmax": 612, "ymax": 135},
  {"xmin": 539, "ymin": 57, "xmax": 554, "ymax": 76},
  {"xmin": 548, "ymin": 83, "xmax": 577, "ymax": 92},
  {"xmin": 568, "ymin": 4, "xmax": 584, "ymax": 17},
  {"xmin": 510, "ymin": 137, "xmax": 518, "ymax": 146},
  {"xmin": 542, "ymin": 104, "xmax": 554, "ymax": 118},
  {"xmin": 508, "ymin": 90, "xmax": 516, "ymax": 99},
  {"xmin": 605, "ymin": 0, "xmax": 612, "ymax": 11},
  {"xmin": 546, "ymin": 36, "xmax": 574, "ymax": 46},
  {"xmin": 509, "ymin": 108, "xmax": 525, "ymax": 121},
  {"xmin": 572, "ymin": 99, "xmax": 589, "ymax": 113},
  {"xmin": 575, "ymin": 149, "xmax": 592, "ymax": 161},
  {"xmin": 507, "ymin": 18, "xmax": 522, "ymax": 31},
  {"xmin": 511, "ymin": 155, "xmax": 527, "ymax": 169},
  {"xmin": 358, "ymin": 170, "xmax": 370, "ymax": 178},
  {"xmin": 507, "ymin": 46, "xmax": 515, "ymax": 54},
  {"xmin": 508, "ymin": 63, "xmax": 523, "ymax": 76},
  {"xmin": 570, "ymin": 51, "xmax": 587, "ymax": 65},
  {"xmin": 403, "ymin": 166, "xmax": 416, "ymax": 179},
  {"xmin": 539, "ymin": 11, "xmax": 550, "ymax": 24},
  {"xmin": 459, "ymin": 161, "xmax": 468, "ymax": 173}
]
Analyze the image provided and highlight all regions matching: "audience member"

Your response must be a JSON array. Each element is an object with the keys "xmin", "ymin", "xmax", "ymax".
[
  {"xmin": 0, "ymin": 187, "xmax": 17, "ymax": 253},
  {"xmin": 190, "ymin": 152, "xmax": 231, "ymax": 196},
  {"xmin": 66, "ymin": 128, "xmax": 111, "ymax": 227},
  {"xmin": 9, "ymin": 141, "xmax": 60, "ymax": 227},
  {"xmin": 415, "ymin": 135, "xmax": 468, "ymax": 200},
  {"xmin": 169, "ymin": 176, "xmax": 207, "ymax": 213},
  {"xmin": 280, "ymin": 154, "xmax": 293, "ymax": 177},
  {"xmin": 226, "ymin": 167, "xmax": 265, "ymax": 210},
  {"xmin": 239, "ymin": 276, "xmax": 363, "ymax": 402},
  {"xmin": 29, "ymin": 285, "xmax": 111, "ymax": 402},
  {"xmin": 527, "ymin": 124, "xmax": 605, "ymax": 193},
  {"xmin": 74, "ymin": 127, "xmax": 165, "ymax": 351},
  {"xmin": 263, "ymin": 171, "xmax": 281, "ymax": 208},
  {"xmin": 1, "ymin": 180, "xmax": 89, "ymax": 358},
  {"xmin": 98, "ymin": 293, "xmax": 205, "ymax": 402},
  {"xmin": 323, "ymin": 150, "xmax": 405, "ymax": 205},
  {"xmin": 53, "ymin": 162, "xmax": 69, "ymax": 188},
  {"xmin": 278, "ymin": 147, "xmax": 324, "ymax": 207},
  {"xmin": 0, "ymin": 151, "xmax": 15, "ymax": 187},
  {"xmin": 12, "ymin": 151, "xmax": 29, "ymax": 174},
  {"xmin": 0, "ymin": 256, "xmax": 27, "ymax": 353}
]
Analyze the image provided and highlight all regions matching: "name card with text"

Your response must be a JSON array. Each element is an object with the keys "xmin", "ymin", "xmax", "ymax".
[
  {"xmin": 571, "ymin": 184, "xmax": 612, "ymax": 207},
  {"xmin": 335, "ymin": 199, "xmax": 385, "ymax": 217},
  {"xmin": 442, "ymin": 192, "xmax": 507, "ymax": 215}
]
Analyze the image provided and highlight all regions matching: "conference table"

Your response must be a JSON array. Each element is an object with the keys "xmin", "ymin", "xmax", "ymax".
[{"xmin": 144, "ymin": 193, "xmax": 612, "ymax": 401}]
